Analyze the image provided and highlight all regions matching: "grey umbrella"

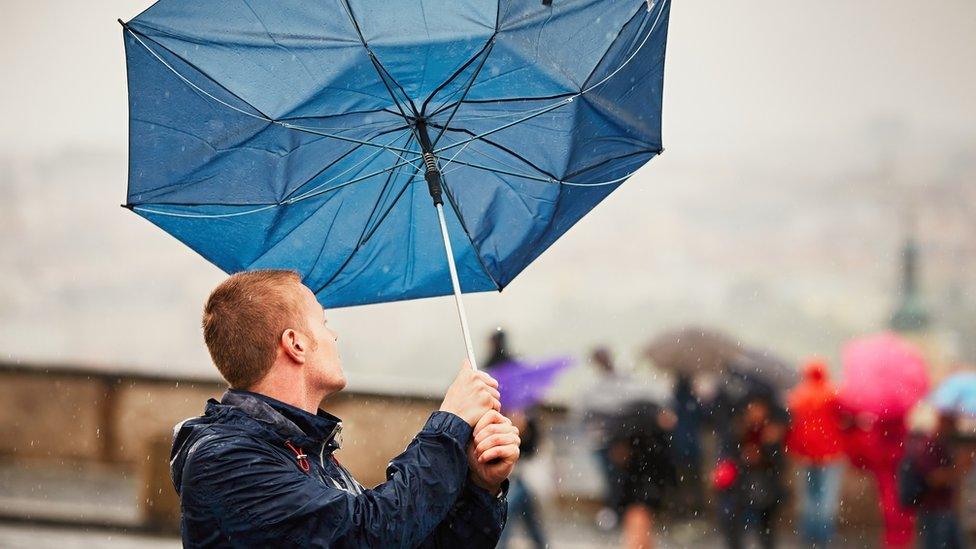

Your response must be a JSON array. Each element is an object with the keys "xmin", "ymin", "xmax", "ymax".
[
  {"xmin": 726, "ymin": 348, "xmax": 799, "ymax": 391},
  {"xmin": 644, "ymin": 326, "xmax": 742, "ymax": 376}
]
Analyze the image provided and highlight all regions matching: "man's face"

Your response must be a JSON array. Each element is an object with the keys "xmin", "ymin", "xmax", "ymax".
[{"xmin": 296, "ymin": 282, "xmax": 346, "ymax": 392}]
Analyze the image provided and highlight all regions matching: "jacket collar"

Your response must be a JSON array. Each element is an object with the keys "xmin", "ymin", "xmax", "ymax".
[{"xmin": 216, "ymin": 389, "xmax": 342, "ymax": 452}]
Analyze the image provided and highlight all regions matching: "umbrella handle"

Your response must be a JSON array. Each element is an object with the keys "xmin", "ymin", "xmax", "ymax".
[{"xmin": 435, "ymin": 203, "xmax": 479, "ymax": 371}]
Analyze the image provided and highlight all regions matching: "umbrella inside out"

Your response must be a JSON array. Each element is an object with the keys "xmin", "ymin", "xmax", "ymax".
[
  {"xmin": 930, "ymin": 371, "xmax": 976, "ymax": 416},
  {"xmin": 838, "ymin": 333, "xmax": 930, "ymax": 419},
  {"xmin": 120, "ymin": 0, "xmax": 672, "ymax": 369},
  {"xmin": 644, "ymin": 327, "xmax": 742, "ymax": 376},
  {"xmin": 486, "ymin": 356, "xmax": 573, "ymax": 412}
]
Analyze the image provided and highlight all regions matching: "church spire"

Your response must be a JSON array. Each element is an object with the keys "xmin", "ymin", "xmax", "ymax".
[{"xmin": 889, "ymin": 234, "xmax": 930, "ymax": 332}]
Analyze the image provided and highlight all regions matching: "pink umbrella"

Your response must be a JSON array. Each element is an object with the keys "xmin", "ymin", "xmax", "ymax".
[{"xmin": 839, "ymin": 332, "xmax": 930, "ymax": 419}]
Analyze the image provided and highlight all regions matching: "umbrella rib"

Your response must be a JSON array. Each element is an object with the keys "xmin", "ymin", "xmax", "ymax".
[
  {"xmin": 357, "ymin": 165, "xmax": 420, "ymax": 248},
  {"xmin": 561, "ymin": 148, "xmax": 660, "ymax": 181},
  {"xmin": 130, "ymin": 156, "xmax": 420, "ymax": 218},
  {"xmin": 429, "ymin": 2, "xmax": 666, "ymax": 155},
  {"xmin": 338, "ymin": 0, "xmax": 419, "ymax": 120},
  {"xmin": 432, "ymin": 97, "xmax": 573, "ymax": 157},
  {"xmin": 581, "ymin": 1, "xmax": 666, "ymax": 95},
  {"xmin": 430, "ymin": 41, "xmax": 495, "ymax": 150},
  {"xmin": 578, "ymin": 7, "xmax": 646, "ymax": 94},
  {"xmin": 249, "ymin": 135, "xmax": 414, "ymax": 274},
  {"xmin": 310, "ymin": 164, "xmax": 422, "ymax": 296},
  {"xmin": 122, "ymin": 23, "xmax": 273, "ymax": 120},
  {"xmin": 428, "ymin": 91, "xmax": 576, "ymax": 119},
  {"xmin": 131, "ymin": 204, "xmax": 279, "ymax": 219},
  {"xmin": 427, "ymin": 123, "xmax": 557, "ymax": 181},
  {"xmin": 125, "ymin": 27, "xmax": 419, "ymax": 157},
  {"xmin": 419, "ymin": 142, "xmax": 661, "ymax": 188},
  {"xmin": 421, "ymin": 32, "xmax": 496, "ymax": 116},
  {"xmin": 357, "ymin": 134, "xmax": 417, "ymax": 246},
  {"xmin": 281, "ymin": 126, "xmax": 412, "ymax": 203},
  {"xmin": 283, "ymin": 157, "xmax": 417, "ymax": 205}
]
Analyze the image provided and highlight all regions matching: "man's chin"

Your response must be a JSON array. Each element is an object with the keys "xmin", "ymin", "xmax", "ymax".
[{"xmin": 332, "ymin": 371, "xmax": 348, "ymax": 392}]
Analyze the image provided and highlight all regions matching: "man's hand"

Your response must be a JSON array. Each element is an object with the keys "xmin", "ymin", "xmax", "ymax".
[
  {"xmin": 468, "ymin": 411, "xmax": 520, "ymax": 496},
  {"xmin": 439, "ymin": 363, "xmax": 501, "ymax": 426}
]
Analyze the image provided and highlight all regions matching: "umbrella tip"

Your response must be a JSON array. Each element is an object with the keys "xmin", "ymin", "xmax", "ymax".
[
  {"xmin": 120, "ymin": 203, "xmax": 134, "ymax": 210},
  {"xmin": 117, "ymin": 18, "xmax": 127, "ymax": 28}
]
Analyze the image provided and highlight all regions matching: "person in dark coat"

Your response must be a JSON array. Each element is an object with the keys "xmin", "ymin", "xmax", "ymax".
[
  {"xmin": 608, "ymin": 401, "xmax": 677, "ymax": 549},
  {"xmin": 172, "ymin": 270, "xmax": 519, "ymax": 548},
  {"xmin": 671, "ymin": 374, "xmax": 704, "ymax": 516},
  {"xmin": 715, "ymin": 395, "xmax": 788, "ymax": 549},
  {"xmin": 911, "ymin": 411, "xmax": 966, "ymax": 549}
]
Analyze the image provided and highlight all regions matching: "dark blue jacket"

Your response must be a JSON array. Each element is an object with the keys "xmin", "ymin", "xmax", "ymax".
[{"xmin": 170, "ymin": 390, "xmax": 507, "ymax": 548}]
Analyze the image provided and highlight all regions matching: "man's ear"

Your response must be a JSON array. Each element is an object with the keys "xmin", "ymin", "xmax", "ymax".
[{"xmin": 280, "ymin": 328, "xmax": 307, "ymax": 365}]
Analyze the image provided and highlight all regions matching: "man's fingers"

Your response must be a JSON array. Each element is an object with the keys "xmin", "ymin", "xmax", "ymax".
[
  {"xmin": 476, "ymin": 433, "xmax": 521, "ymax": 455},
  {"xmin": 479, "ymin": 443, "xmax": 520, "ymax": 464},
  {"xmin": 473, "ymin": 410, "xmax": 503, "ymax": 433},
  {"xmin": 474, "ymin": 422, "xmax": 518, "ymax": 445},
  {"xmin": 476, "ymin": 371, "xmax": 499, "ymax": 389}
]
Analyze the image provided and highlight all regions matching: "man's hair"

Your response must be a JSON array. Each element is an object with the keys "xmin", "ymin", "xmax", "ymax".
[{"xmin": 202, "ymin": 270, "xmax": 308, "ymax": 389}]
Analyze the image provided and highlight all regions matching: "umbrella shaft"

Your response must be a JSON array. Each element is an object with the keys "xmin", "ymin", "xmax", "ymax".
[{"xmin": 435, "ymin": 203, "xmax": 479, "ymax": 371}]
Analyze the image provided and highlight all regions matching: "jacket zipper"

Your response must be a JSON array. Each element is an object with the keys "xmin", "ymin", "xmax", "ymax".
[{"xmin": 320, "ymin": 422, "xmax": 358, "ymax": 493}]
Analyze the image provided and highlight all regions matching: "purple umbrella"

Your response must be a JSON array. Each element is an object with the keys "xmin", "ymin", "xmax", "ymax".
[{"xmin": 488, "ymin": 357, "xmax": 574, "ymax": 412}]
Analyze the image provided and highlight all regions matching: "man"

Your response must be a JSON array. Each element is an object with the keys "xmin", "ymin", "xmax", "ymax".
[{"xmin": 171, "ymin": 270, "xmax": 520, "ymax": 547}]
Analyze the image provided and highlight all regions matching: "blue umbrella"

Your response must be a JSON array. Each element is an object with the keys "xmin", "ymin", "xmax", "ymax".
[
  {"xmin": 931, "ymin": 372, "xmax": 976, "ymax": 416},
  {"xmin": 121, "ymin": 0, "xmax": 670, "ymax": 368}
]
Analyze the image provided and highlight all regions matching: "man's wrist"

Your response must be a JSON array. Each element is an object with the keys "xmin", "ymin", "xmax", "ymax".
[{"xmin": 468, "ymin": 473, "xmax": 503, "ymax": 497}]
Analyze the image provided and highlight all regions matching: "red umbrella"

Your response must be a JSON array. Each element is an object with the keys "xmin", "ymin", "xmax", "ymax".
[
  {"xmin": 838, "ymin": 333, "xmax": 929, "ymax": 548},
  {"xmin": 838, "ymin": 332, "xmax": 930, "ymax": 419}
]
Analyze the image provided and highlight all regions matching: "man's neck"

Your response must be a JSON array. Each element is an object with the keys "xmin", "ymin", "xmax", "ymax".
[{"xmin": 248, "ymin": 380, "xmax": 331, "ymax": 415}]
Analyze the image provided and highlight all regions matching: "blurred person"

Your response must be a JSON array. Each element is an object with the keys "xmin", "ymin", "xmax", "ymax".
[
  {"xmin": 483, "ymin": 330, "xmax": 548, "ymax": 549},
  {"xmin": 486, "ymin": 329, "xmax": 511, "ymax": 368},
  {"xmin": 715, "ymin": 396, "xmax": 788, "ymax": 549},
  {"xmin": 786, "ymin": 358, "xmax": 845, "ymax": 547},
  {"xmin": 171, "ymin": 271, "xmax": 519, "ymax": 547},
  {"xmin": 608, "ymin": 401, "xmax": 678, "ymax": 549},
  {"xmin": 908, "ymin": 411, "xmax": 967, "ymax": 549},
  {"xmin": 496, "ymin": 410, "xmax": 547, "ymax": 549},
  {"xmin": 580, "ymin": 347, "xmax": 632, "ymax": 529},
  {"xmin": 671, "ymin": 374, "xmax": 705, "ymax": 516},
  {"xmin": 840, "ymin": 410, "xmax": 915, "ymax": 547}
]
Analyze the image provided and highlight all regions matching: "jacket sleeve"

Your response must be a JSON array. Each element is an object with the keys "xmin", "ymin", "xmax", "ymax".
[
  {"xmin": 419, "ymin": 478, "xmax": 508, "ymax": 548},
  {"xmin": 181, "ymin": 411, "xmax": 473, "ymax": 548}
]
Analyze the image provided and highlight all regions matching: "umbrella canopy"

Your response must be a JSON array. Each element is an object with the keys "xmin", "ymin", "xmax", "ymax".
[
  {"xmin": 121, "ymin": 1, "xmax": 670, "ymax": 308},
  {"xmin": 838, "ymin": 333, "xmax": 930, "ymax": 419},
  {"xmin": 930, "ymin": 371, "xmax": 976, "ymax": 416},
  {"xmin": 486, "ymin": 356, "xmax": 573, "ymax": 412},
  {"xmin": 644, "ymin": 327, "xmax": 741, "ymax": 376}
]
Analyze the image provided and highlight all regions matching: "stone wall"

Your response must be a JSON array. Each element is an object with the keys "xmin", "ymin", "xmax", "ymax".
[{"xmin": 0, "ymin": 364, "xmax": 442, "ymax": 487}]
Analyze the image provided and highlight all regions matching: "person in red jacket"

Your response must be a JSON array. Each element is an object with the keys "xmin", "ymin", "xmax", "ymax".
[{"xmin": 786, "ymin": 359, "xmax": 845, "ymax": 547}]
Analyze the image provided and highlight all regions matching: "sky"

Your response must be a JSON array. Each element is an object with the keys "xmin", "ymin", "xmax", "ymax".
[{"xmin": 2, "ymin": 1, "xmax": 975, "ymax": 397}]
